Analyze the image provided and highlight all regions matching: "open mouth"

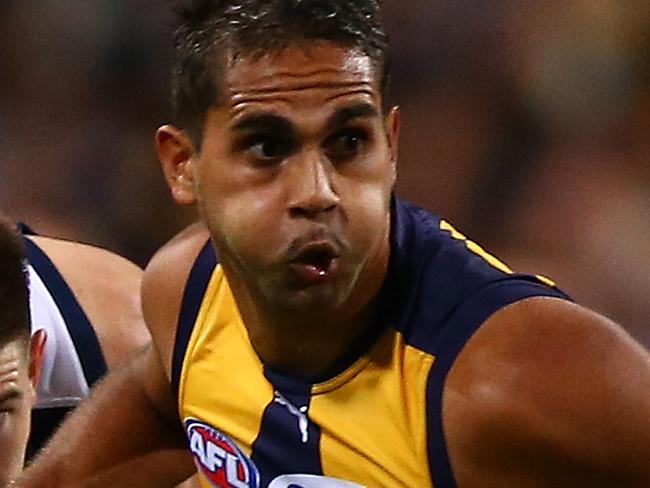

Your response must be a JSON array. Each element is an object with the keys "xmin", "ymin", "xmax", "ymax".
[
  {"xmin": 293, "ymin": 244, "xmax": 337, "ymax": 268},
  {"xmin": 288, "ymin": 242, "xmax": 340, "ymax": 283}
]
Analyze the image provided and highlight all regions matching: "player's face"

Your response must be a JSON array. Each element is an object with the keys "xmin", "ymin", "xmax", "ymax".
[
  {"xmin": 161, "ymin": 42, "xmax": 399, "ymax": 311},
  {"xmin": 0, "ymin": 339, "xmax": 36, "ymax": 485}
]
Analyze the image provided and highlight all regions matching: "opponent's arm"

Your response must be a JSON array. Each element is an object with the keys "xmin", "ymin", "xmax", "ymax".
[
  {"xmin": 18, "ymin": 345, "xmax": 194, "ymax": 488},
  {"xmin": 444, "ymin": 297, "xmax": 650, "ymax": 487},
  {"xmin": 18, "ymin": 226, "xmax": 210, "ymax": 487}
]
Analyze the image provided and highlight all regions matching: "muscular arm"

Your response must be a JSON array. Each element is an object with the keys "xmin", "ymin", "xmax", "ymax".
[
  {"xmin": 18, "ymin": 346, "xmax": 194, "ymax": 487},
  {"xmin": 444, "ymin": 297, "xmax": 650, "ymax": 487}
]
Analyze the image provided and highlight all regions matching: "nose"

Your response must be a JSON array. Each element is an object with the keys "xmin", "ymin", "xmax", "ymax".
[{"xmin": 287, "ymin": 151, "xmax": 339, "ymax": 220}]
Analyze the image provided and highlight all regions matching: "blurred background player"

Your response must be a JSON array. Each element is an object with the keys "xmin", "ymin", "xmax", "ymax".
[
  {"xmin": 0, "ymin": 216, "xmax": 45, "ymax": 486},
  {"xmin": 18, "ymin": 222, "xmax": 150, "ymax": 459}
]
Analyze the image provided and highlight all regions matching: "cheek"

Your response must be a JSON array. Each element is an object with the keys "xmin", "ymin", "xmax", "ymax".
[
  {"xmin": 204, "ymin": 187, "xmax": 286, "ymax": 263},
  {"xmin": 197, "ymin": 156, "xmax": 281, "ymax": 220},
  {"xmin": 345, "ymin": 147, "xmax": 395, "ymax": 198},
  {"xmin": 342, "ymin": 182, "xmax": 391, "ymax": 246},
  {"xmin": 342, "ymin": 156, "xmax": 393, "ymax": 210}
]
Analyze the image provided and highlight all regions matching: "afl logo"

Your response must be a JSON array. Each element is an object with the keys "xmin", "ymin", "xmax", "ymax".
[{"xmin": 185, "ymin": 418, "xmax": 260, "ymax": 488}]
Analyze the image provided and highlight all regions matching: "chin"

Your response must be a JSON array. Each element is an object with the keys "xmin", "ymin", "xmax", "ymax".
[{"xmin": 266, "ymin": 284, "xmax": 351, "ymax": 313}]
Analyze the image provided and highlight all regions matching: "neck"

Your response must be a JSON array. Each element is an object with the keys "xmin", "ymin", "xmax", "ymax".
[
  {"xmin": 254, "ymin": 299, "xmax": 381, "ymax": 380},
  {"xmin": 226, "ymin": 238, "xmax": 390, "ymax": 380}
]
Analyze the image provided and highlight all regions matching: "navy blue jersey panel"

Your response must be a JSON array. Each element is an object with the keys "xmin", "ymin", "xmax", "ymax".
[
  {"xmin": 22, "ymin": 237, "xmax": 107, "ymax": 386},
  {"xmin": 252, "ymin": 368, "xmax": 322, "ymax": 487},
  {"xmin": 26, "ymin": 407, "xmax": 73, "ymax": 461},
  {"xmin": 385, "ymin": 198, "xmax": 570, "ymax": 350},
  {"xmin": 171, "ymin": 240, "xmax": 218, "ymax": 402},
  {"xmin": 386, "ymin": 199, "xmax": 511, "ymax": 340},
  {"xmin": 426, "ymin": 280, "xmax": 568, "ymax": 488}
]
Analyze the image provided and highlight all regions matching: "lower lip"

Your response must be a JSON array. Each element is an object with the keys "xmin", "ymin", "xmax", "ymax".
[{"xmin": 288, "ymin": 259, "xmax": 339, "ymax": 286}]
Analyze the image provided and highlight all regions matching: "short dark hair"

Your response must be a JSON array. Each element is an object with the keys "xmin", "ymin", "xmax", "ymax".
[
  {"xmin": 171, "ymin": 0, "xmax": 389, "ymax": 145},
  {"xmin": 0, "ymin": 216, "xmax": 30, "ymax": 349}
]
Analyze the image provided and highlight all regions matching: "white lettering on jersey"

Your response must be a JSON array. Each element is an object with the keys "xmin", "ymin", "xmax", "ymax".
[{"xmin": 189, "ymin": 429, "xmax": 249, "ymax": 488}]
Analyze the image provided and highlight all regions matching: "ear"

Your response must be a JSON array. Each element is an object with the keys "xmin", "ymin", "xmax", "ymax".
[
  {"xmin": 384, "ymin": 106, "xmax": 400, "ymax": 185},
  {"xmin": 28, "ymin": 329, "xmax": 46, "ymax": 392},
  {"xmin": 155, "ymin": 125, "xmax": 198, "ymax": 205}
]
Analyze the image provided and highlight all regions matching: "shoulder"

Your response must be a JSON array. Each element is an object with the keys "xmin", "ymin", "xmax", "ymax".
[
  {"xmin": 26, "ymin": 235, "xmax": 150, "ymax": 368},
  {"xmin": 443, "ymin": 296, "xmax": 650, "ymax": 486},
  {"xmin": 141, "ymin": 222, "xmax": 212, "ymax": 377}
]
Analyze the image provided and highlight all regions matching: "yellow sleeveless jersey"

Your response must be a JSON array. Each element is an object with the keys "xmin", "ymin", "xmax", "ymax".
[{"xmin": 171, "ymin": 198, "xmax": 568, "ymax": 488}]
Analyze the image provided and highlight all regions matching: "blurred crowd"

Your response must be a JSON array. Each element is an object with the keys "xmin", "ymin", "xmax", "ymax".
[{"xmin": 1, "ymin": 0, "xmax": 649, "ymax": 345}]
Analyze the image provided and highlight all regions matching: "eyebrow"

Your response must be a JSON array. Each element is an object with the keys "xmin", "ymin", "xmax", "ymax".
[
  {"xmin": 326, "ymin": 102, "xmax": 379, "ymax": 130},
  {"xmin": 231, "ymin": 113, "xmax": 295, "ymax": 134},
  {"xmin": 0, "ymin": 388, "xmax": 21, "ymax": 405},
  {"xmin": 230, "ymin": 102, "xmax": 379, "ymax": 135}
]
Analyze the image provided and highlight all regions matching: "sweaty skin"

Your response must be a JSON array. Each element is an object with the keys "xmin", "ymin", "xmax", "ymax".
[{"xmin": 159, "ymin": 42, "xmax": 400, "ymax": 377}]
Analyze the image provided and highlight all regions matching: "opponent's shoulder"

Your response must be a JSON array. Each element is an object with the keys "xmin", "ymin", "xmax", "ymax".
[
  {"xmin": 444, "ymin": 296, "xmax": 650, "ymax": 486},
  {"xmin": 26, "ymin": 235, "xmax": 150, "ymax": 367},
  {"xmin": 141, "ymin": 222, "xmax": 212, "ymax": 375},
  {"xmin": 27, "ymin": 234, "xmax": 143, "ymax": 287}
]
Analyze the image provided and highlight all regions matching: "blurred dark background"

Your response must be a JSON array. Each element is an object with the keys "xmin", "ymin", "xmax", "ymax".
[{"xmin": 2, "ymin": 1, "xmax": 649, "ymax": 345}]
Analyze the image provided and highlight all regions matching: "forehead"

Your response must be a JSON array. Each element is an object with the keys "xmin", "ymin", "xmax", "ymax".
[{"xmin": 223, "ymin": 42, "xmax": 381, "ymax": 117}]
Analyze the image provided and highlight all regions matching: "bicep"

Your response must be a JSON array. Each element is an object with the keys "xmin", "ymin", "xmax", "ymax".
[
  {"xmin": 139, "ymin": 343, "xmax": 186, "ymax": 432},
  {"xmin": 141, "ymin": 225, "xmax": 210, "ymax": 377},
  {"xmin": 443, "ymin": 297, "xmax": 650, "ymax": 487}
]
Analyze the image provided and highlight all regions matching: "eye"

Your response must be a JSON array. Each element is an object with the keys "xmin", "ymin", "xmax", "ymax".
[
  {"xmin": 324, "ymin": 128, "xmax": 369, "ymax": 162},
  {"xmin": 244, "ymin": 134, "xmax": 294, "ymax": 163}
]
